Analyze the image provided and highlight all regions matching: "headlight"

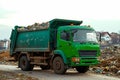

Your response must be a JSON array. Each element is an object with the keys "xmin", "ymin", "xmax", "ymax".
[{"xmin": 72, "ymin": 57, "xmax": 80, "ymax": 62}]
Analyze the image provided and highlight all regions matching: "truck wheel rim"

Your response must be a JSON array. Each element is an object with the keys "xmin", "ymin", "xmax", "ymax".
[
  {"xmin": 56, "ymin": 61, "xmax": 61, "ymax": 70},
  {"xmin": 22, "ymin": 60, "xmax": 26, "ymax": 67}
]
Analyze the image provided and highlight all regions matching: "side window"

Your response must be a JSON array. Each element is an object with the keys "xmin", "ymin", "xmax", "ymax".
[{"xmin": 60, "ymin": 31, "xmax": 70, "ymax": 41}]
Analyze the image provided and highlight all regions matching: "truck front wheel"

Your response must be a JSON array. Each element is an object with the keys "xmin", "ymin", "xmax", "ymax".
[
  {"xmin": 19, "ymin": 56, "xmax": 34, "ymax": 71},
  {"xmin": 76, "ymin": 66, "xmax": 89, "ymax": 73},
  {"xmin": 53, "ymin": 56, "xmax": 67, "ymax": 74}
]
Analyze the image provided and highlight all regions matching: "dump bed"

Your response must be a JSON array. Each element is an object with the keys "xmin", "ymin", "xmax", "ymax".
[{"xmin": 10, "ymin": 26, "xmax": 50, "ymax": 56}]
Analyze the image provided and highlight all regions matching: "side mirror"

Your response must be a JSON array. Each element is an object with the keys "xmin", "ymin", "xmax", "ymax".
[
  {"xmin": 68, "ymin": 41, "xmax": 72, "ymax": 46},
  {"xmin": 99, "ymin": 33, "xmax": 101, "ymax": 42},
  {"xmin": 66, "ymin": 33, "xmax": 70, "ymax": 41}
]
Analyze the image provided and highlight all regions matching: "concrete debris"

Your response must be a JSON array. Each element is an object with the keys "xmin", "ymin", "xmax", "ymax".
[
  {"xmin": 0, "ymin": 51, "xmax": 17, "ymax": 65},
  {"xmin": 91, "ymin": 45, "xmax": 120, "ymax": 77},
  {"xmin": 117, "ymin": 70, "xmax": 120, "ymax": 75}
]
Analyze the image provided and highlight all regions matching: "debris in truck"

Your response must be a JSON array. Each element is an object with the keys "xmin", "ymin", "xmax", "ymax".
[{"xmin": 17, "ymin": 22, "xmax": 49, "ymax": 31}]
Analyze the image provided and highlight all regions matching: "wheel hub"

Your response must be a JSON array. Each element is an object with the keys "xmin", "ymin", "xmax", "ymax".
[
  {"xmin": 22, "ymin": 60, "xmax": 26, "ymax": 67},
  {"xmin": 56, "ymin": 61, "xmax": 61, "ymax": 70}
]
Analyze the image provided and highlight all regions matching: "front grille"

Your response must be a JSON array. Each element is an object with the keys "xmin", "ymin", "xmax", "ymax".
[{"xmin": 79, "ymin": 50, "xmax": 97, "ymax": 57}]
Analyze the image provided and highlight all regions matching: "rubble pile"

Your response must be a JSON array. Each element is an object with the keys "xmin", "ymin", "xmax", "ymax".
[
  {"xmin": 17, "ymin": 22, "xmax": 49, "ymax": 31},
  {"xmin": 0, "ymin": 51, "xmax": 17, "ymax": 65},
  {"xmin": 0, "ymin": 51, "xmax": 10, "ymax": 61},
  {"xmin": 91, "ymin": 45, "xmax": 120, "ymax": 76}
]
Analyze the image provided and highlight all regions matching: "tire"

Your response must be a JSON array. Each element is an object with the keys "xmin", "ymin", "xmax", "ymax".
[
  {"xmin": 19, "ymin": 56, "xmax": 34, "ymax": 71},
  {"xmin": 53, "ymin": 56, "xmax": 67, "ymax": 74},
  {"xmin": 40, "ymin": 65, "xmax": 50, "ymax": 70},
  {"xmin": 76, "ymin": 66, "xmax": 89, "ymax": 73}
]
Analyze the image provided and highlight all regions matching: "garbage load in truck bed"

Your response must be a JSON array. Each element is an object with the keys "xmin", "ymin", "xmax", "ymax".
[{"xmin": 17, "ymin": 22, "xmax": 49, "ymax": 31}]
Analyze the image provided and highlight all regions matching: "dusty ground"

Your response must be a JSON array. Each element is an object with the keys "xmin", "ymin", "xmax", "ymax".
[
  {"xmin": 0, "ymin": 65, "xmax": 120, "ymax": 80},
  {"xmin": 0, "ymin": 70, "xmax": 38, "ymax": 80}
]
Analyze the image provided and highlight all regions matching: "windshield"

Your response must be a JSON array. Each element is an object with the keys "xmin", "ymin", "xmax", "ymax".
[{"xmin": 72, "ymin": 29, "xmax": 98, "ymax": 43}]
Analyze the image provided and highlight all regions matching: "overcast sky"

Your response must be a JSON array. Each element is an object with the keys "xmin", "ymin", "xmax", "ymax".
[{"xmin": 0, "ymin": 0, "xmax": 120, "ymax": 39}]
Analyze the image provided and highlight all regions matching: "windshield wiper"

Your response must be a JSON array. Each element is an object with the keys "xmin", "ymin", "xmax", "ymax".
[
  {"xmin": 79, "ymin": 41, "xmax": 87, "ymax": 44},
  {"xmin": 87, "ymin": 41, "xmax": 98, "ymax": 44}
]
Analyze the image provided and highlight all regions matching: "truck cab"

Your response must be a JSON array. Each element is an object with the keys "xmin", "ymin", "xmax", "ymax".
[
  {"xmin": 57, "ymin": 26, "xmax": 99, "ymax": 66},
  {"xmin": 50, "ymin": 19, "xmax": 100, "ymax": 74}
]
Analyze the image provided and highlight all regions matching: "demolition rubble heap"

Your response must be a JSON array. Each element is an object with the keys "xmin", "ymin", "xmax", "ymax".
[
  {"xmin": 17, "ymin": 22, "xmax": 49, "ymax": 31},
  {"xmin": 91, "ymin": 45, "xmax": 120, "ymax": 76},
  {"xmin": 0, "ymin": 51, "xmax": 17, "ymax": 65},
  {"xmin": 0, "ymin": 51, "xmax": 10, "ymax": 61}
]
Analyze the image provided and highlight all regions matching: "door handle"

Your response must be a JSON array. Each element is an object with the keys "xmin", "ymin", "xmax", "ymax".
[
  {"xmin": 68, "ymin": 42, "xmax": 71, "ymax": 46},
  {"xmin": 59, "ymin": 45, "xmax": 62, "ymax": 47}
]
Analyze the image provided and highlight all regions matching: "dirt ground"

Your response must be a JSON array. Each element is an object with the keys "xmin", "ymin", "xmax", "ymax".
[{"xmin": 0, "ymin": 70, "xmax": 38, "ymax": 80}]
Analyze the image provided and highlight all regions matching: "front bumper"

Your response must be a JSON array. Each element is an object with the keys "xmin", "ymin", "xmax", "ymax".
[{"xmin": 70, "ymin": 57, "xmax": 99, "ymax": 67}]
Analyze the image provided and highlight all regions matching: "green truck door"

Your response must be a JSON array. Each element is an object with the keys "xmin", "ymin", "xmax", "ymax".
[{"xmin": 58, "ymin": 31, "xmax": 73, "ymax": 59}]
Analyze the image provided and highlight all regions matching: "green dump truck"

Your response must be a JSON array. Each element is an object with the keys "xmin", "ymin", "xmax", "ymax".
[{"xmin": 10, "ymin": 19, "xmax": 100, "ymax": 74}]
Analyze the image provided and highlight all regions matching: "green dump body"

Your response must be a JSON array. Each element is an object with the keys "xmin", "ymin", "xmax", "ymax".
[
  {"xmin": 16, "ymin": 29, "xmax": 49, "ymax": 51},
  {"xmin": 10, "ymin": 27, "xmax": 48, "ymax": 55}
]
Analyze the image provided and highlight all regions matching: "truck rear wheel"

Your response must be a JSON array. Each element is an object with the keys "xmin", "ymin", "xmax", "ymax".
[
  {"xmin": 53, "ymin": 56, "xmax": 67, "ymax": 74},
  {"xmin": 19, "ymin": 56, "xmax": 34, "ymax": 71},
  {"xmin": 76, "ymin": 66, "xmax": 89, "ymax": 73}
]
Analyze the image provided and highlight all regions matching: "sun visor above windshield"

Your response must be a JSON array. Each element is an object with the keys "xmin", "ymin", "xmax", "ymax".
[{"xmin": 49, "ymin": 19, "xmax": 83, "ymax": 29}]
